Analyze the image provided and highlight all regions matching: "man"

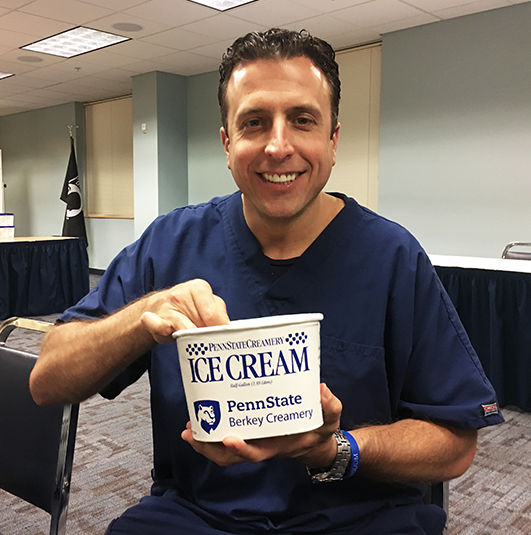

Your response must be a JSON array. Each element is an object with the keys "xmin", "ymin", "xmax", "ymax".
[{"xmin": 30, "ymin": 29, "xmax": 503, "ymax": 534}]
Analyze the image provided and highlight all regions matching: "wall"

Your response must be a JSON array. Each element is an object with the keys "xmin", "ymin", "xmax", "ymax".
[
  {"xmin": 0, "ymin": 102, "xmax": 83, "ymax": 237},
  {"xmin": 86, "ymin": 217, "xmax": 134, "ymax": 270},
  {"xmin": 379, "ymin": 3, "xmax": 531, "ymax": 258},
  {"xmin": 132, "ymin": 71, "xmax": 188, "ymax": 241},
  {"xmin": 330, "ymin": 44, "xmax": 381, "ymax": 210},
  {"xmin": 186, "ymin": 71, "xmax": 235, "ymax": 204}
]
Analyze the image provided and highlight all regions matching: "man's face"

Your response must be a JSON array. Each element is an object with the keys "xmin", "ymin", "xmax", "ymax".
[{"xmin": 221, "ymin": 56, "xmax": 339, "ymax": 225}]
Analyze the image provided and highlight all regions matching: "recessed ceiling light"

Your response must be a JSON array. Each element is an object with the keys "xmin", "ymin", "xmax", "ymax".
[
  {"xmin": 18, "ymin": 55, "xmax": 43, "ymax": 63},
  {"xmin": 0, "ymin": 73, "xmax": 14, "ymax": 80},
  {"xmin": 112, "ymin": 22, "xmax": 143, "ymax": 32},
  {"xmin": 187, "ymin": 0, "xmax": 256, "ymax": 11},
  {"xmin": 20, "ymin": 26, "xmax": 130, "ymax": 58}
]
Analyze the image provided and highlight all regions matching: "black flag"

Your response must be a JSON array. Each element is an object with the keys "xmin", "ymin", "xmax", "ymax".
[{"xmin": 61, "ymin": 136, "xmax": 87, "ymax": 244}]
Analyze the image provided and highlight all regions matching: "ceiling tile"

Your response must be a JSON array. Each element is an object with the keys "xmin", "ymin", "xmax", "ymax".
[
  {"xmin": 231, "ymin": 0, "xmax": 322, "ymax": 25},
  {"xmin": 400, "ymin": 0, "xmax": 487, "ymax": 11},
  {"xmin": 291, "ymin": 0, "xmax": 374, "ymax": 14},
  {"xmin": 50, "ymin": 77, "xmax": 114, "ymax": 97},
  {"xmin": 124, "ymin": 49, "xmax": 219, "ymax": 75},
  {"xmin": 0, "ymin": 83, "xmax": 32, "ymax": 98},
  {"xmin": 21, "ymin": 86, "xmax": 73, "ymax": 102},
  {"xmin": 103, "ymin": 39, "xmax": 175, "ymax": 59},
  {"xmin": 0, "ymin": 75, "xmax": 43, "ymax": 92},
  {"xmin": 0, "ymin": 0, "xmax": 35, "ymax": 8},
  {"xmin": 91, "ymin": 66, "xmax": 138, "ymax": 81},
  {"xmin": 183, "ymin": 13, "xmax": 266, "ymax": 41},
  {"xmin": 142, "ymin": 26, "xmax": 219, "ymax": 50},
  {"xmin": 190, "ymin": 38, "xmax": 233, "ymax": 59},
  {"xmin": 35, "ymin": 59, "xmax": 109, "ymax": 79},
  {"xmin": 19, "ymin": 0, "xmax": 114, "ymax": 24},
  {"xmin": 88, "ymin": 12, "xmax": 173, "ymax": 39},
  {"xmin": 125, "ymin": 0, "xmax": 216, "ymax": 25},
  {"xmin": 2, "ymin": 47, "xmax": 67, "ymax": 67},
  {"xmin": 376, "ymin": 12, "xmax": 442, "ymax": 35},
  {"xmin": 81, "ymin": 0, "xmax": 150, "ymax": 9},
  {"xmin": 329, "ymin": 0, "xmax": 427, "ymax": 27},
  {"xmin": 433, "ymin": 0, "xmax": 513, "ymax": 19},
  {"xmin": 61, "ymin": 46, "xmax": 139, "ymax": 68},
  {"xmin": 327, "ymin": 27, "xmax": 382, "ymax": 50},
  {"xmin": 118, "ymin": 60, "xmax": 169, "ymax": 75},
  {"xmin": 286, "ymin": 13, "xmax": 365, "ymax": 41},
  {"xmin": 0, "ymin": 27, "xmax": 35, "ymax": 48},
  {"xmin": 0, "ymin": 71, "xmax": 57, "ymax": 89},
  {"xmin": 154, "ymin": 50, "xmax": 220, "ymax": 75},
  {"xmin": 0, "ymin": 11, "xmax": 71, "ymax": 39},
  {"xmin": 0, "ymin": 58, "xmax": 46, "ymax": 75}
]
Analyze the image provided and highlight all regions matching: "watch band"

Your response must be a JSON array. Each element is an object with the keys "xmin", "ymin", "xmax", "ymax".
[{"xmin": 308, "ymin": 429, "xmax": 351, "ymax": 483}]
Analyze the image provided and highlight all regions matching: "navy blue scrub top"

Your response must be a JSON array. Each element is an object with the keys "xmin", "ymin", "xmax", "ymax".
[{"xmin": 60, "ymin": 192, "xmax": 503, "ymax": 534}]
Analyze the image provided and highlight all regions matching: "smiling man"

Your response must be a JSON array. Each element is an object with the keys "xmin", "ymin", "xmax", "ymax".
[
  {"xmin": 220, "ymin": 55, "xmax": 342, "ymax": 260},
  {"xmin": 30, "ymin": 29, "xmax": 503, "ymax": 535}
]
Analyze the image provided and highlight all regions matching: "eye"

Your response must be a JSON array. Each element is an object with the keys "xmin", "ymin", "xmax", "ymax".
[
  {"xmin": 293, "ymin": 115, "xmax": 315, "ymax": 128},
  {"xmin": 243, "ymin": 117, "xmax": 262, "ymax": 129}
]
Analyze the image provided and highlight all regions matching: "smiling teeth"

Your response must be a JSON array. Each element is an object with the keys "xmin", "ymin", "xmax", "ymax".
[{"xmin": 262, "ymin": 173, "xmax": 298, "ymax": 184}]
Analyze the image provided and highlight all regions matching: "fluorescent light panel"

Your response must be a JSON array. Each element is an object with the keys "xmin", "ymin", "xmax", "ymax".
[
  {"xmin": 20, "ymin": 26, "xmax": 129, "ymax": 58},
  {"xmin": 188, "ymin": 0, "xmax": 256, "ymax": 11}
]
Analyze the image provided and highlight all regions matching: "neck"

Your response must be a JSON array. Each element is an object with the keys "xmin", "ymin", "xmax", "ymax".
[{"xmin": 243, "ymin": 193, "xmax": 344, "ymax": 260}]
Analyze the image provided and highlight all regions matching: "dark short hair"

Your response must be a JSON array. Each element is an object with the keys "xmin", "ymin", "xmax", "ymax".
[{"xmin": 218, "ymin": 28, "xmax": 340, "ymax": 137}]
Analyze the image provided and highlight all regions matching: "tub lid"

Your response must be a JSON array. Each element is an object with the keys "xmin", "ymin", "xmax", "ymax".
[{"xmin": 173, "ymin": 312, "xmax": 323, "ymax": 339}]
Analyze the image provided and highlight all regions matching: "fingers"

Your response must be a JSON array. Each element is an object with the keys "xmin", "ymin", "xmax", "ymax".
[
  {"xmin": 181, "ymin": 425, "xmax": 249, "ymax": 467},
  {"xmin": 189, "ymin": 281, "xmax": 230, "ymax": 327},
  {"xmin": 320, "ymin": 382, "xmax": 342, "ymax": 429},
  {"xmin": 167, "ymin": 279, "xmax": 229, "ymax": 328},
  {"xmin": 140, "ymin": 311, "xmax": 195, "ymax": 344},
  {"xmin": 140, "ymin": 279, "xmax": 229, "ymax": 344}
]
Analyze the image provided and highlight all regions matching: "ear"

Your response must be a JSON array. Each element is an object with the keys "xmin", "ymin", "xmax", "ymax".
[
  {"xmin": 330, "ymin": 122, "xmax": 340, "ymax": 166},
  {"xmin": 220, "ymin": 127, "xmax": 231, "ymax": 168}
]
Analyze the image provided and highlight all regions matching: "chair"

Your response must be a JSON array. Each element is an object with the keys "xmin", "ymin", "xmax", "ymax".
[
  {"xmin": 501, "ymin": 241, "xmax": 531, "ymax": 260},
  {"xmin": 0, "ymin": 317, "xmax": 79, "ymax": 535},
  {"xmin": 424, "ymin": 481, "xmax": 449, "ymax": 534}
]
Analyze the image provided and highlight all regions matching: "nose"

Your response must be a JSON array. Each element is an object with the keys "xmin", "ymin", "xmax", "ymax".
[{"xmin": 264, "ymin": 119, "xmax": 294, "ymax": 159}]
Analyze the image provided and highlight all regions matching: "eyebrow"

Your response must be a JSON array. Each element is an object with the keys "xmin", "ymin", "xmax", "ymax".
[
  {"xmin": 237, "ymin": 105, "xmax": 324, "ymax": 120},
  {"xmin": 289, "ymin": 105, "xmax": 323, "ymax": 120}
]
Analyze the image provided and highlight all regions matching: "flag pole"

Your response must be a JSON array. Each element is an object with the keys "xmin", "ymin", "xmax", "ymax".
[{"xmin": 61, "ymin": 125, "xmax": 87, "ymax": 245}]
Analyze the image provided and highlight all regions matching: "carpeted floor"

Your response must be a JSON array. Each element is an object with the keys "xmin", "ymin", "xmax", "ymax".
[{"xmin": 1, "ymin": 292, "xmax": 530, "ymax": 534}]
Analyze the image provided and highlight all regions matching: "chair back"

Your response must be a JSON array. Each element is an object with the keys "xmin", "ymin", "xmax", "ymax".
[
  {"xmin": 501, "ymin": 241, "xmax": 531, "ymax": 260},
  {"xmin": 0, "ymin": 317, "xmax": 78, "ymax": 535},
  {"xmin": 424, "ymin": 481, "xmax": 449, "ymax": 534}
]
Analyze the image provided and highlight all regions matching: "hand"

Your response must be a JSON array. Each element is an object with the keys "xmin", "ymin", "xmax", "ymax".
[
  {"xmin": 139, "ymin": 279, "xmax": 230, "ymax": 344},
  {"xmin": 181, "ymin": 383, "xmax": 342, "ymax": 467}
]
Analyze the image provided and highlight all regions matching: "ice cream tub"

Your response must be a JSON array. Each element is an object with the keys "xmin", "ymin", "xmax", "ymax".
[{"xmin": 173, "ymin": 313, "xmax": 324, "ymax": 442}]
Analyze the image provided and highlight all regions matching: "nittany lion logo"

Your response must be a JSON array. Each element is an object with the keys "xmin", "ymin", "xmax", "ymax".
[{"xmin": 194, "ymin": 400, "xmax": 221, "ymax": 434}]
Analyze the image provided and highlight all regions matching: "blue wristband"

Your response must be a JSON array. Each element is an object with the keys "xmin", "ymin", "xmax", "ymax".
[{"xmin": 340, "ymin": 430, "xmax": 360, "ymax": 479}]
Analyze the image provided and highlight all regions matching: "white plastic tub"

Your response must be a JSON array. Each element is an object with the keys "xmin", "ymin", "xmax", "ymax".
[{"xmin": 174, "ymin": 313, "xmax": 324, "ymax": 442}]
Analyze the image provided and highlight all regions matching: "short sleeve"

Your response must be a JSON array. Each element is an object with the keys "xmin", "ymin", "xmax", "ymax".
[
  {"xmin": 396, "ymin": 252, "xmax": 503, "ymax": 429},
  {"xmin": 57, "ymin": 237, "xmax": 156, "ymax": 399}
]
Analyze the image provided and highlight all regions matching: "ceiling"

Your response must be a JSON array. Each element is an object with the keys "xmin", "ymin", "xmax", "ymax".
[{"xmin": 0, "ymin": 0, "xmax": 527, "ymax": 117}]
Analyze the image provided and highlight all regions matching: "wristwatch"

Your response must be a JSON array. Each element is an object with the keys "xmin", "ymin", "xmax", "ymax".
[{"xmin": 307, "ymin": 430, "xmax": 351, "ymax": 483}]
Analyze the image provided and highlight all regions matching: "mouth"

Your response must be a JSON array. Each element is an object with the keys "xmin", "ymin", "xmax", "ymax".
[{"xmin": 260, "ymin": 172, "xmax": 300, "ymax": 185}]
